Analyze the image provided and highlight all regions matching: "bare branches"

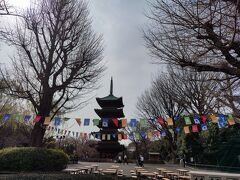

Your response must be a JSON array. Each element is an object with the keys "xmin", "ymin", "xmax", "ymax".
[
  {"xmin": 0, "ymin": 0, "xmax": 104, "ymax": 146},
  {"xmin": 144, "ymin": 0, "xmax": 240, "ymax": 78}
]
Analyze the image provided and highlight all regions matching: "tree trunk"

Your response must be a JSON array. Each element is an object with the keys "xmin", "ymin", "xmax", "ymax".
[{"xmin": 30, "ymin": 94, "xmax": 52, "ymax": 147}]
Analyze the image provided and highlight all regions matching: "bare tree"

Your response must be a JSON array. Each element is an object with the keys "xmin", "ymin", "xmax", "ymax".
[
  {"xmin": 137, "ymin": 72, "xmax": 183, "ymax": 161},
  {"xmin": 168, "ymin": 66, "xmax": 221, "ymax": 115},
  {"xmin": 136, "ymin": 66, "xmax": 223, "ymax": 161},
  {"xmin": 0, "ymin": 0, "xmax": 104, "ymax": 146},
  {"xmin": 144, "ymin": 0, "xmax": 240, "ymax": 78}
]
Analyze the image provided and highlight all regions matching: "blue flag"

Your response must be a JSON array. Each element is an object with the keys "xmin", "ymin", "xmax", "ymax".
[
  {"xmin": 161, "ymin": 131, "xmax": 166, "ymax": 137},
  {"xmin": 175, "ymin": 127, "xmax": 181, "ymax": 134},
  {"xmin": 201, "ymin": 124, "xmax": 208, "ymax": 131},
  {"xmin": 218, "ymin": 114, "xmax": 227, "ymax": 128},
  {"xmin": 24, "ymin": 115, "xmax": 32, "ymax": 122},
  {"xmin": 2, "ymin": 114, "xmax": 11, "ymax": 122},
  {"xmin": 193, "ymin": 116, "xmax": 201, "ymax": 124},
  {"xmin": 54, "ymin": 117, "xmax": 61, "ymax": 126},
  {"xmin": 97, "ymin": 133, "xmax": 101, "ymax": 139},
  {"xmin": 140, "ymin": 131, "xmax": 146, "ymax": 139},
  {"xmin": 112, "ymin": 133, "xmax": 116, "ymax": 139},
  {"xmin": 84, "ymin": 118, "xmax": 90, "ymax": 126},
  {"xmin": 102, "ymin": 118, "xmax": 108, "ymax": 127},
  {"xmin": 174, "ymin": 116, "xmax": 180, "ymax": 121},
  {"xmin": 130, "ymin": 119, "xmax": 137, "ymax": 127},
  {"xmin": 129, "ymin": 132, "xmax": 134, "ymax": 140}
]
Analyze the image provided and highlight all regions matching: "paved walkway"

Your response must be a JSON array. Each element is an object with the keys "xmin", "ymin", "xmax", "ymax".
[{"xmin": 68, "ymin": 161, "xmax": 194, "ymax": 177}]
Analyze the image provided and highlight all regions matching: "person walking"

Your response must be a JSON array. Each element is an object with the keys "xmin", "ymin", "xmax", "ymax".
[
  {"xmin": 118, "ymin": 155, "xmax": 122, "ymax": 164},
  {"xmin": 139, "ymin": 155, "xmax": 144, "ymax": 167},
  {"xmin": 123, "ymin": 154, "xmax": 128, "ymax": 165}
]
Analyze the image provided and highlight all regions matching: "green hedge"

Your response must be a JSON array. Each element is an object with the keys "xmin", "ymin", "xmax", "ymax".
[{"xmin": 0, "ymin": 147, "xmax": 69, "ymax": 171}]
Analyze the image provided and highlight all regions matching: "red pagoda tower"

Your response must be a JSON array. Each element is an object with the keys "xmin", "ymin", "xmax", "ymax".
[{"xmin": 94, "ymin": 78, "xmax": 125, "ymax": 158}]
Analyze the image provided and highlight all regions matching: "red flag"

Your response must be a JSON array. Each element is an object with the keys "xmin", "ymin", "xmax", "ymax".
[
  {"xmin": 112, "ymin": 118, "xmax": 118, "ymax": 127},
  {"xmin": 33, "ymin": 115, "xmax": 41, "ymax": 123},
  {"xmin": 123, "ymin": 134, "xmax": 127, "ymax": 139},
  {"xmin": 157, "ymin": 117, "xmax": 164, "ymax": 125},
  {"xmin": 192, "ymin": 124, "xmax": 199, "ymax": 133},
  {"xmin": 201, "ymin": 115, "xmax": 207, "ymax": 124},
  {"xmin": 155, "ymin": 131, "xmax": 160, "ymax": 137}
]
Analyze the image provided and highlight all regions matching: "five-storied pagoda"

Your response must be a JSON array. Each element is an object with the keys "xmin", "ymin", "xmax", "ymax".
[{"xmin": 94, "ymin": 78, "xmax": 125, "ymax": 158}]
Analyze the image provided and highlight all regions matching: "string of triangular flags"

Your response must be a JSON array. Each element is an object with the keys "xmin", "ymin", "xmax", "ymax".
[{"xmin": 0, "ymin": 113, "xmax": 238, "ymax": 140}]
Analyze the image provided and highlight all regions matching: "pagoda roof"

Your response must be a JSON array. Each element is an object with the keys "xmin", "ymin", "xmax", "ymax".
[
  {"xmin": 95, "ymin": 108, "xmax": 125, "ymax": 118},
  {"xmin": 96, "ymin": 77, "xmax": 124, "ymax": 108},
  {"xmin": 96, "ymin": 96, "xmax": 124, "ymax": 108}
]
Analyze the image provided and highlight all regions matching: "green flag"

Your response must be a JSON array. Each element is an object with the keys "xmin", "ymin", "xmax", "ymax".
[
  {"xmin": 93, "ymin": 119, "xmax": 100, "ymax": 126},
  {"xmin": 184, "ymin": 116, "xmax": 192, "ymax": 125},
  {"xmin": 140, "ymin": 118, "xmax": 146, "ymax": 128},
  {"xmin": 135, "ymin": 133, "xmax": 140, "ymax": 140}
]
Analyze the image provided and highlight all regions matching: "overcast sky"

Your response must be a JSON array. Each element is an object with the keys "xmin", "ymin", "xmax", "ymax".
[{"xmin": 3, "ymin": 0, "xmax": 162, "ymax": 136}]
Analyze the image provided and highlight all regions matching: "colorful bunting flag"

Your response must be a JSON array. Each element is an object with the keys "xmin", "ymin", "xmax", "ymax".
[
  {"xmin": 175, "ymin": 127, "xmax": 181, "ymax": 134},
  {"xmin": 63, "ymin": 117, "xmax": 70, "ymax": 121},
  {"xmin": 33, "ymin": 115, "xmax": 41, "ymax": 123},
  {"xmin": 112, "ymin": 118, "xmax": 118, "ymax": 127},
  {"xmin": 218, "ymin": 114, "xmax": 227, "ymax": 128},
  {"xmin": 184, "ymin": 116, "xmax": 192, "ymax": 125},
  {"xmin": 140, "ymin": 118, "xmax": 146, "ymax": 128},
  {"xmin": 184, "ymin": 126, "xmax": 190, "ymax": 134},
  {"xmin": 15, "ymin": 114, "xmax": 21, "ymax": 122},
  {"xmin": 102, "ymin": 134, "xmax": 106, "ymax": 140},
  {"xmin": 112, "ymin": 133, "xmax": 117, "ymax": 139},
  {"xmin": 118, "ymin": 134, "xmax": 122, "ymax": 140},
  {"xmin": 97, "ymin": 133, "xmax": 101, "ymax": 139},
  {"xmin": 193, "ymin": 116, "xmax": 201, "ymax": 124},
  {"xmin": 24, "ymin": 115, "xmax": 32, "ymax": 122},
  {"xmin": 148, "ymin": 131, "xmax": 153, "ymax": 139},
  {"xmin": 174, "ymin": 116, "xmax": 180, "ymax": 121},
  {"xmin": 192, "ymin": 124, "xmax": 199, "ymax": 132},
  {"xmin": 227, "ymin": 115, "xmax": 235, "ymax": 125},
  {"xmin": 2, "ymin": 114, "xmax": 11, "ymax": 122},
  {"xmin": 93, "ymin": 119, "xmax": 100, "ymax": 126},
  {"xmin": 107, "ymin": 134, "xmax": 111, "ymax": 140},
  {"xmin": 84, "ymin": 118, "xmax": 90, "ymax": 126},
  {"xmin": 75, "ymin": 118, "xmax": 81, "ymax": 126},
  {"xmin": 157, "ymin": 117, "xmax": 165, "ymax": 125},
  {"xmin": 121, "ymin": 119, "xmax": 127, "ymax": 127},
  {"xmin": 167, "ymin": 117, "xmax": 173, "ymax": 126},
  {"xmin": 44, "ymin": 116, "xmax": 51, "ymax": 125},
  {"xmin": 210, "ymin": 114, "xmax": 218, "ymax": 123},
  {"xmin": 140, "ymin": 131, "xmax": 146, "ymax": 139},
  {"xmin": 201, "ymin": 124, "xmax": 208, "ymax": 131},
  {"xmin": 123, "ymin": 134, "xmax": 128, "ymax": 139},
  {"xmin": 102, "ymin": 118, "xmax": 108, "ymax": 127},
  {"xmin": 54, "ymin": 117, "xmax": 61, "ymax": 126},
  {"xmin": 161, "ymin": 131, "xmax": 166, "ymax": 137},
  {"xmin": 129, "ymin": 132, "xmax": 134, "ymax": 140},
  {"xmin": 154, "ymin": 131, "xmax": 160, "ymax": 137},
  {"xmin": 130, "ymin": 119, "xmax": 137, "ymax": 127},
  {"xmin": 135, "ymin": 133, "xmax": 140, "ymax": 140},
  {"xmin": 201, "ymin": 115, "xmax": 207, "ymax": 124}
]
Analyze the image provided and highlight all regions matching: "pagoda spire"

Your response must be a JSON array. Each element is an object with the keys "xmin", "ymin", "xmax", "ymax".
[{"xmin": 110, "ymin": 77, "xmax": 113, "ymax": 95}]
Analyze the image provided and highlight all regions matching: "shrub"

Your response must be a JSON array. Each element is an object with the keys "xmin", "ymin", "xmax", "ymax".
[{"xmin": 0, "ymin": 147, "xmax": 69, "ymax": 171}]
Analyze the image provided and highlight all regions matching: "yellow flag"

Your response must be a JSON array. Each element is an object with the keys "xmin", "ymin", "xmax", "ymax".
[
  {"xmin": 118, "ymin": 134, "xmax": 122, "ymax": 140},
  {"xmin": 228, "ymin": 119, "xmax": 235, "ymax": 125},
  {"xmin": 121, "ymin": 119, "xmax": 127, "ymax": 127},
  {"xmin": 102, "ymin": 134, "xmax": 106, "ymax": 140},
  {"xmin": 210, "ymin": 115, "xmax": 218, "ymax": 123},
  {"xmin": 80, "ymin": 132, "xmax": 84, "ymax": 139},
  {"xmin": 184, "ymin": 126, "xmax": 190, "ymax": 134},
  {"xmin": 167, "ymin": 117, "xmax": 173, "ymax": 126},
  {"xmin": 75, "ymin": 118, "xmax": 81, "ymax": 126},
  {"xmin": 44, "ymin": 117, "xmax": 51, "ymax": 125},
  {"xmin": 148, "ymin": 131, "xmax": 153, "ymax": 139}
]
